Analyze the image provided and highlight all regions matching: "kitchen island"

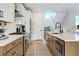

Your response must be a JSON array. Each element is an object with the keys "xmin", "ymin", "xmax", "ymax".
[
  {"xmin": 46, "ymin": 31, "xmax": 79, "ymax": 56},
  {"xmin": 0, "ymin": 35, "xmax": 23, "ymax": 56}
]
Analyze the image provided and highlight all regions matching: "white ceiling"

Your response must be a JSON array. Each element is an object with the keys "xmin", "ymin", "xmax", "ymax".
[{"xmin": 24, "ymin": 3, "xmax": 79, "ymax": 12}]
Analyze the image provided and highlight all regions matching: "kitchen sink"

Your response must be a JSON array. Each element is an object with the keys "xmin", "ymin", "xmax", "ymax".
[
  {"xmin": 52, "ymin": 33, "xmax": 59, "ymax": 34},
  {"xmin": 9, "ymin": 32, "xmax": 26, "ymax": 35}
]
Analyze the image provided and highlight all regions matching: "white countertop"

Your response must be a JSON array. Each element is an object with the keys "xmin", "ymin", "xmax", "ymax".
[
  {"xmin": 0, "ymin": 35, "xmax": 23, "ymax": 46},
  {"xmin": 47, "ymin": 31, "xmax": 79, "ymax": 42}
]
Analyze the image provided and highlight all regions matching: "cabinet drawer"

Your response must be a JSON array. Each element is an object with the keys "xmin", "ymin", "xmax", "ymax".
[
  {"xmin": 5, "ymin": 40, "xmax": 22, "ymax": 56},
  {"xmin": 15, "ymin": 42, "xmax": 23, "ymax": 56},
  {"xmin": 4, "ymin": 38, "xmax": 22, "ymax": 54},
  {"xmin": 5, "ymin": 45, "xmax": 18, "ymax": 56}
]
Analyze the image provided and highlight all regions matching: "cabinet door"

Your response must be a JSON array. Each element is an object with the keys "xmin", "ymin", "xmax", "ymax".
[
  {"xmin": 0, "ymin": 47, "xmax": 5, "ymax": 56},
  {"xmin": 49, "ymin": 36, "xmax": 53, "ymax": 51},
  {"xmin": 5, "ymin": 39, "xmax": 21, "ymax": 53},
  {"xmin": 47, "ymin": 35, "xmax": 54, "ymax": 53},
  {"xmin": 47, "ymin": 34, "xmax": 59, "ymax": 55},
  {"xmin": 15, "ymin": 41, "xmax": 23, "ymax": 56},
  {"xmin": 47, "ymin": 35, "xmax": 52, "ymax": 48},
  {"xmin": 4, "ymin": 37, "xmax": 23, "ymax": 56},
  {"xmin": 16, "ymin": 37, "xmax": 23, "ymax": 56},
  {"xmin": 47, "ymin": 38, "xmax": 50, "ymax": 48},
  {"xmin": 50, "ymin": 36, "xmax": 55, "ymax": 55},
  {"xmin": 5, "ymin": 46, "xmax": 17, "ymax": 56}
]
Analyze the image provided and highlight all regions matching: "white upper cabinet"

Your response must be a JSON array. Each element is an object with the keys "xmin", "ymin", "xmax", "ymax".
[
  {"xmin": 15, "ymin": 3, "xmax": 25, "ymax": 17},
  {"xmin": 0, "ymin": 3, "xmax": 15, "ymax": 22},
  {"xmin": 15, "ymin": 3, "xmax": 32, "ymax": 23}
]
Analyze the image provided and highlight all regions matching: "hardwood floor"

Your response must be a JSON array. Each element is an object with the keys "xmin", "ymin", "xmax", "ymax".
[{"xmin": 25, "ymin": 40, "xmax": 52, "ymax": 56}]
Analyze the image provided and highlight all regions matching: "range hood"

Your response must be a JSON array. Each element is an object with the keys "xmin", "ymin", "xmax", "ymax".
[{"xmin": 15, "ymin": 9, "xmax": 23, "ymax": 17}]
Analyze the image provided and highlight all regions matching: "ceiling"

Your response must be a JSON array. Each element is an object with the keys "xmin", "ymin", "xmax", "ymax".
[{"xmin": 24, "ymin": 3, "xmax": 79, "ymax": 12}]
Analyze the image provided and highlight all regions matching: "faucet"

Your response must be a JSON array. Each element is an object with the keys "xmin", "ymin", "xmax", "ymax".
[{"xmin": 55, "ymin": 22, "xmax": 62, "ymax": 33}]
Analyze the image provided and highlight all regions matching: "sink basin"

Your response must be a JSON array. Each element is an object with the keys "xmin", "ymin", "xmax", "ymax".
[
  {"xmin": 52, "ymin": 33, "xmax": 59, "ymax": 34},
  {"xmin": 52, "ymin": 30, "xmax": 59, "ymax": 34},
  {"xmin": 9, "ymin": 32, "xmax": 26, "ymax": 35}
]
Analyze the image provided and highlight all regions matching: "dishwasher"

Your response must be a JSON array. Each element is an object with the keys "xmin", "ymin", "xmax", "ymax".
[{"xmin": 23, "ymin": 34, "xmax": 31, "ymax": 56}]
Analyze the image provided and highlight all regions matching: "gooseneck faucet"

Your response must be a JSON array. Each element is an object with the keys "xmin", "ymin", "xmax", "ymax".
[{"xmin": 55, "ymin": 22, "xmax": 62, "ymax": 33}]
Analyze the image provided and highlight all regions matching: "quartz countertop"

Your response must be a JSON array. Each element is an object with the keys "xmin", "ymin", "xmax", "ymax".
[
  {"xmin": 0, "ymin": 35, "xmax": 23, "ymax": 46},
  {"xmin": 47, "ymin": 31, "xmax": 79, "ymax": 42}
]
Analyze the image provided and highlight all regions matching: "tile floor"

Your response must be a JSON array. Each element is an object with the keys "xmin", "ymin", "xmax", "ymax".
[{"xmin": 25, "ymin": 40, "xmax": 52, "ymax": 56}]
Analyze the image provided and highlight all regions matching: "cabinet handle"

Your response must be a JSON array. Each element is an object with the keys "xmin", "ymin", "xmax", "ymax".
[
  {"xmin": 12, "ymin": 42, "xmax": 16, "ymax": 45},
  {"xmin": 12, "ymin": 51, "xmax": 16, "ymax": 55},
  {"xmin": 52, "ymin": 40, "xmax": 54, "ymax": 41}
]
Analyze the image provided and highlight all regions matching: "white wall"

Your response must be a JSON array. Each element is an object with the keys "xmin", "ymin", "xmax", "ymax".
[
  {"xmin": 4, "ymin": 3, "xmax": 32, "ymax": 35},
  {"xmin": 63, "ymin": 11, "xmax": 79, "ymax": 33},
  {"xmin": 44, "ymin": 15, "xmax": 55, "ymax": 31},
  {"xmin": 0, "ymin": 3, "xmax": 14, "ymax": 22},
  {"xmin": 24, "ymin": 11, "xmax": 32, "ymax": 33},
  {"xmin": 0, "ymin": 3, "xmax": 15, "ymax": 35},
  {"xmin": 4, "ymin": 23, "xmax": 16, "ymax": 35},
  {"xmin": 44, "ymin": 11, "xmax": 67, "ymax": 31},
  {"xmin": 31, "ymin": 11, "xmax": 44, "ymax": 40},
  {"xmin": 15, "ymin": 3, "xmax": 32, "ymax": 33},
  {"xmin": 54, "ymin": 12, "xmax": 67, "ymax": 24},
  {"xmin": 43, "ymin": 11, "xmax": 77, "ymax": 33}
]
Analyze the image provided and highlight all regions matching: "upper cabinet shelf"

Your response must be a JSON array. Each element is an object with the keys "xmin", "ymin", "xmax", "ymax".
[
  {"xmin": 15, "ymin": 9, "xmax": 23, "ymax": 17},
  {"xmin": 0, "ymin": 4, "xmax": 15, "ymax": 22},
  {"xmin": 15, "ymin": 4, "xmax": 24, "ymax": 17},
  {"xmin": 0, "ymin": 19, "xmax": 12, "ymax": 23}
]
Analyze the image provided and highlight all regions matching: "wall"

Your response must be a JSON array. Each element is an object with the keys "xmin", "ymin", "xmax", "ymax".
[
  {"xmin": 44, "ymin": 11, "xmax": 78, "ymax": 33},
  {"xmin": 24, "ymin": 11, "xmax": 32, "ymax": 33},
  {"xmin": 4, "ymin": 23, "xmax": 16, "ymax": 35},
  {"xmin": 15, "ymin": 3, "xmax": 32, "ymax": 33},
  {"xmin": 44, "ymin": 15, "xmax": 55, "ymax": 32},
  {"xmin": 0, "ymin": 3, "xmax": 14, "ymax": 22},
  {"xmin": 31, "ymin": 11, "xmax": 44, "ymax": 40},
  {"xmin": 0, "ymin": 3, "xmax": 15, "ymax": 35},
  {"xmin": 63, "ymin": 11, "xmax": 79, "ymax": 33},
  {"xmin": 4, "ymin": 3, "xmax": 32, "ymax": 35},
  {"xmin": 44, "ymin": 11, "xmax": 67, "ymax": 32}
]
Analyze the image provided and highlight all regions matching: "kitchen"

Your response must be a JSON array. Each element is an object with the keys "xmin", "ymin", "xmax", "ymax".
[{"xmin": 0, "ymin": 3, "xmax": 79, "ymax": 56}]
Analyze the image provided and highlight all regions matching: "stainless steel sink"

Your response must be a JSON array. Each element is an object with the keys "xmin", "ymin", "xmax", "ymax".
[
  {"xmin": 9, "ymin": 32, "xmax": 26, "ymax": 35},
  {"xmin": 52, "ymin": 33, "xmax": 59, "ymax": 34}
]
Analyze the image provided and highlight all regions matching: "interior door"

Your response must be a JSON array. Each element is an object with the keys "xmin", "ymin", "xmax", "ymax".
[
  {"xmin": 38, "ymin": 16, "xmax": 44, "ymax": 40},
  {"xmin": 32, "ymin": 11, "xmax": 44, "ymax": 40}
]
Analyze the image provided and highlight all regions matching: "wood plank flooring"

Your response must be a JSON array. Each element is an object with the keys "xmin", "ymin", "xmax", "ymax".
[{"xmin": 25, "ymin": 40, "xmax": 52, "ymax": 56}]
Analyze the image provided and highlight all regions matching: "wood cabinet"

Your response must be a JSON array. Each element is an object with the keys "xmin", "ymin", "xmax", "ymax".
[
  {"xmin": 46, "ymin": 34, "xmax": 65, "ymax": 56},
  {"xmin": 47, "ymin": 33, "xmax": 79, "ymax": 56},
  {"xmin": 65, "ymin": 42, "xmax": 79, "ymax": 56},
  {"xmin": 0, "ymin": 37, "xmax": 23, "ymax": 56},
  {"xmin": 46, "ymin": 34, "xmax": 55, "ymax": 55}
]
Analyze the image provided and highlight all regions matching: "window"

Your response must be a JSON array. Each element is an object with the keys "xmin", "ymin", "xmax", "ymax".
[
  {"xmin": 44, "ymin": 11, "xmax": 56, "ymax": 19},
  {"xmin": 75, "ymin": 16, "xmax": 79, "ymax": 26},
  {"xmin": 44, "ymin": 11, "xmax": 56, "ymax": 30},
  {"xmin": 75, "ymin": 16, "xmax": 79, "ymax": 31}
]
